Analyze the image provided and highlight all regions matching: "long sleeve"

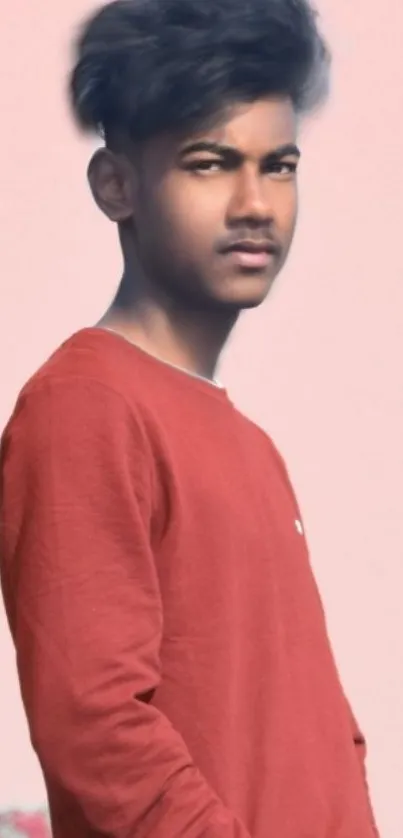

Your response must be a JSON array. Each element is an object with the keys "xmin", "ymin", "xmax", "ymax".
[
  {"xmin": 0, "ymin": 378, "xmax": 251, "ymax": 838},
  {"xmin": 266, "ymin": 436, "xmax": 380, "ymax": 836}
]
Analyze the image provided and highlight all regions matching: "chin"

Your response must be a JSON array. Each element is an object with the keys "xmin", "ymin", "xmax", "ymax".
[
  {"xmin": 177, "ymin": 268, "xmax": 277, "ymax": 313},
  {"xmin": 215, "ymin": 271, "xmax": 276, "ymax": 310}
]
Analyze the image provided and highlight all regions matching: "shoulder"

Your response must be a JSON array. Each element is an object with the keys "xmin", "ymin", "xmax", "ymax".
[
  {"xmin": 7, "ymin": 328, "xmax": 156, "ymax": 427},
  {"xmin": 20, "ymin": 327, "xmax": 145, "ymax": 402},
  {"xmin": 2, "ymin": 329, "xmax": 155, "ymax": 463}
]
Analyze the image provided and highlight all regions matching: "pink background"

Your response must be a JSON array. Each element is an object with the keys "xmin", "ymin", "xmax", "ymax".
[{"xmin": 1, "ymin": 2, "xmax": 402, "ymax": 835}]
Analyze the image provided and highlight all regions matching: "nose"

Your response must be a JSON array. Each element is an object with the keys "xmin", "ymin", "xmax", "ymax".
[{"xmin": 226, "ymin": 166, "xmax": 272, "ymax": 226}]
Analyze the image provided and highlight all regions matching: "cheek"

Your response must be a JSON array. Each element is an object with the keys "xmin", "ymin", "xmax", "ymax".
[
  {"xmin": 275, "ymin": 186, "xmax": 298, "ymax": 235},
  {"xmin": 155, "ymin": 184, "xmax": 223, "ymax": 255}
]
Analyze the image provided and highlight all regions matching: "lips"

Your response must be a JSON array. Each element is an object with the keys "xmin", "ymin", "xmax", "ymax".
[{"xmin": 221, "ymin": 240, "xmax": 278, "ymax": 270}]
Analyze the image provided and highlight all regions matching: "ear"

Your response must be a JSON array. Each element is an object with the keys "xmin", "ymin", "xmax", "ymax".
[{"xmin": 87, "ymin": 149, "xmax": 135, "ymax": 222}]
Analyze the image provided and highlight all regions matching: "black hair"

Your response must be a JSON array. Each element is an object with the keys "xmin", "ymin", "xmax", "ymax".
[{"xmin": 69, "ymin": 0, "xmax": 330, "ymax": 145}]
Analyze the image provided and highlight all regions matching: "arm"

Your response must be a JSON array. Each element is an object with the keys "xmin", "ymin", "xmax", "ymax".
[
  {"xmin": 266, "ymin": 437, "xmax": 380, "ymax": 836},
  {"xmin": 345, "ymin": 700, "xmax": 380, "ymax": 837},
  {"xmin": 0, "ymin": 379, "xmax": 251, "ymax": 838}
]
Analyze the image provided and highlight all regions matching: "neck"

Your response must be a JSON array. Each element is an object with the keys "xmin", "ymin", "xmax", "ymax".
[{"xmin": 99, "ymin": 270, "xmax": 238, "ymax": 381}]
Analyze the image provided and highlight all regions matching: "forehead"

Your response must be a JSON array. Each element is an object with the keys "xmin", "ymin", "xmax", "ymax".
[{"xmin": 189, "ymin": 97, "xmax": 298, "ymax": 154}]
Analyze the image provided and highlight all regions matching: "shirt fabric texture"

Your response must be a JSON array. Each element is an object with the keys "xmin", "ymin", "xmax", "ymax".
[{"xmin": 0, "ymin": 328, "xmax": 379, "ymax": 838}]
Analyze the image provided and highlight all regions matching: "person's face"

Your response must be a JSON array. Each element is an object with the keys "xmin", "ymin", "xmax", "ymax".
[{"xmin": 91, "ymin": 97, "xmax": 300, "ymax": 311}]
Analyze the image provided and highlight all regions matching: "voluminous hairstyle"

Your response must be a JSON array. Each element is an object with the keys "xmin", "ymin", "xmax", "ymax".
[{"xmin": 69, "ymin": 0, "xmax": 330, "ymax": 143}]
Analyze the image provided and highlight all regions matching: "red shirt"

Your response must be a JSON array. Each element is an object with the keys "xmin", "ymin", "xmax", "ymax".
[{"xmin": 0, "ymin": 328, "xmax": 378, "ymax": 838}]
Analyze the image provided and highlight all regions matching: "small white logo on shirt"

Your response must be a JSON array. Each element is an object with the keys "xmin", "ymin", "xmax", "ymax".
[{"xmin": 295, "ymin": 519, "xmax": 304, "ymax": 535}]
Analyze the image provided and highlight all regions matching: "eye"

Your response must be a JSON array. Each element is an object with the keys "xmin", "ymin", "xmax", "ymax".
[
  {"xmin": 266, "ymin": 160, "xmax": 298, "ymax": 179},
  {"xmin": 185, "ymin": 158, "xmax": 224, "ymax": 175}
]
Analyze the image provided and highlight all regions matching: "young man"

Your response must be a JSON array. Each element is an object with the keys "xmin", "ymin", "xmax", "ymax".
[{"xmin": 0, "ymin": 0, "xmax": 379, "ymax": 836}]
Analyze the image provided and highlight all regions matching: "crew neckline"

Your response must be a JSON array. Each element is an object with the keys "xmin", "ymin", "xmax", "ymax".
[
  {"xmin": 70, "ymin": 327, "xmax": 230, "ymax": 403},
  {"xmin": 103, "ymin": 326, "xmax": 223, "ymax": 389}
]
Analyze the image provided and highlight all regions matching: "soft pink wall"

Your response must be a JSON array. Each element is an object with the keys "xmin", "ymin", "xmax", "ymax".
[{"xmin": 1, "ymin": 1, "xmax": 402, "ymax": 834}]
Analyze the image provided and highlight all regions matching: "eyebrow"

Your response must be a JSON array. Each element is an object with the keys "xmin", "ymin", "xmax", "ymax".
[{"xmin": 179, "ymin": 141, "xmax": 301, "ymax": 161}]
